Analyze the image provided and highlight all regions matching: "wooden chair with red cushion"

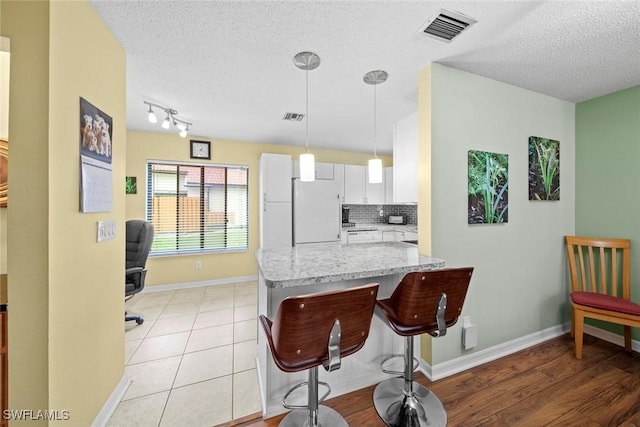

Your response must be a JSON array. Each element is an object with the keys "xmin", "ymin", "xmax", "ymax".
[{"xmin": 565, "ymin": 236, "xmax": 640, "ymax": 359}]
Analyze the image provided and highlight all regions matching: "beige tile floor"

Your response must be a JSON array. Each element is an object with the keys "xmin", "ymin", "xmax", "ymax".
[{"xmin": 107, "ymin": 281, "xmax": 261, "ymax": 427}]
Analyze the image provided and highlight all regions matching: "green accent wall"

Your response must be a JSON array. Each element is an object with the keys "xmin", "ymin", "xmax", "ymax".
[{"xmin": 575, "ymin": 85, "xmax": 640, "ymax": 337}]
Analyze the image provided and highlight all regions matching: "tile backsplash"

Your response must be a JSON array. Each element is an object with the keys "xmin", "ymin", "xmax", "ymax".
[{"xmin": 344, "ymin": 204, "xmax": 417, "ymax": 225}]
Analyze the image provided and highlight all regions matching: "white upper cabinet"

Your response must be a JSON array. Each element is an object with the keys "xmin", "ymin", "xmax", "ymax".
[
  {"xmin": 344, "ymin": 165, "xmax": 366, "ymax": 204},
  {"xmin": 365, "ymin": 168, "xmax": 385, "ymax": 204},
  {"xmin": 393, "ymin": 111, "xmax": 418, "ymax": 203},
  {"xmin": 292, "ymin": 160, "xmax": 334, "ymax": 180},
  {"xmin": 384, "ymin": 167, "xmax": 393, "ymax": 204},
  {"xmin": 334, "ymin": 163, "xmax": 345, "ymax": 201},
  {"xmin": 344, "ymin": 164, "xmax": 385, "ymax": 204},
  {"xmin": 260, "ymin": 153, "xmax": 292, "ymax": 203}
]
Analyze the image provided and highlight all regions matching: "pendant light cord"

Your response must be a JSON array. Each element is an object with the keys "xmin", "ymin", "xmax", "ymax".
[
  {"xmin": 305, "ymin": 66, "xmax": 309, "ymax": 154},
  {"xmin": 373, "ymin": 82, "xmax": 377, "ymax": 159}
]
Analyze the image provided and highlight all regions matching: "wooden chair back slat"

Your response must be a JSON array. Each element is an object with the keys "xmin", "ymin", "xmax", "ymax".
[{"xmin": 611, "ymin": 247, "xmax": 618, "ymax": 297}]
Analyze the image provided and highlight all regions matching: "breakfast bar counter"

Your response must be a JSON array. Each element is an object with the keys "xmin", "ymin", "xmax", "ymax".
[
  {"xmin": 255, "ymin": 242, "xmax": 445, "ymax": 417},
  {"xmin": 256, "ymin": 241, "xmax": 444, "ymax": 288}
]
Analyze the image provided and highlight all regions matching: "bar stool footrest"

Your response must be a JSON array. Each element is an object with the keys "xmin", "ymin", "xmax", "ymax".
[
  {"xmin": 380, "ymin": 353, "xmax": 419, "ymax": 376},
  {"xmin": 282, "ymin": 380, "xmax": 331, "ymax": 410}
]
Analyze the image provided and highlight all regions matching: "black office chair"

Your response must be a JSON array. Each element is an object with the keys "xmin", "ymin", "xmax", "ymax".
[{"xmin": 125, "ymin": 220, "xmax": 154, "ymax": 325}]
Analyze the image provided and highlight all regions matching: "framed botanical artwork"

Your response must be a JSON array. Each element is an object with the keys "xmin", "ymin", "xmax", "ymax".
[
  {"xmin": 528, "ymin": 136, "xmax": 559, "ymax": 201},
  {"xmin": 126, "ymin": 176, "xmax": 137, "ymax": 194},
  {"xmin": 468, "ymin": 150, "xmax": 509, "ymax": 224}
]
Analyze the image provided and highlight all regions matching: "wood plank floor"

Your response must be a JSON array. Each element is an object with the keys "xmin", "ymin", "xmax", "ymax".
[{"xmin": 221, "ymin": 334, "xmax": 640, "ymax": 426}]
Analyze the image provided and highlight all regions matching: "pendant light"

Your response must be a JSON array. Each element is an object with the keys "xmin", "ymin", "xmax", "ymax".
[
  {"xmin": 294, "ymin": 51, "xmax": 321, "ymax": 182},
  {"xmin": 363, "ymin": 70, "xmax": 388, "ymax": 184}
]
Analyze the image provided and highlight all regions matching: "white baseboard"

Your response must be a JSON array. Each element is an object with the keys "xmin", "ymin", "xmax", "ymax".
[
  {"xmin": 141, "ymin": 274, "xmax": 258, "ymax": 294},
  {"xmin": 420, "ymin": 323, "xmax": 570, "ymax": 381},
  {"xmin": 583, "ymin": 324, "xmax": 640, "ymax": 352},
  {"xmin": 91, "ymin": 374, "xmax": 131, "ymax": 427},
  {"xmin": 419, "ymin": 323, "xmax": 640, "ymax": 382}
]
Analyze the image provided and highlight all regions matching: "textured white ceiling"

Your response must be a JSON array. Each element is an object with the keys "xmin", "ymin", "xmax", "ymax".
[{"xmin": 91, "ymin": 0, "xmax": 640, "ymax": 155}]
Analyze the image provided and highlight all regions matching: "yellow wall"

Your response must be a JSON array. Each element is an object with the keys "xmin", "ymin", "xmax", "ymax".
[
  {"xmin": 127, "ymin": 131, "xmax": 392, "ymax": 286},
  {"xmin": 417, "ymin": 65, "xmax": 433, "ymax": 363},
  {"xmin": 3, "ymin": 1, "xmax": 126, "ymax": 424},
  {"xmin": 3, "ymin": 1, "xmax": 51, "ymax": 420}
]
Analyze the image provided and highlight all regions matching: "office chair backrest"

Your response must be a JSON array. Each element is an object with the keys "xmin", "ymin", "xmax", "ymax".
[{"xmin": 126, "ymin": 220, "xmax": 154, "ymax": 270}]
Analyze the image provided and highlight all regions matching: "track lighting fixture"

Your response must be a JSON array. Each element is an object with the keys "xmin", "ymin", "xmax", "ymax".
[{"xmin": 144, "ymin": 101, "xmax": 192, "ymax": 138}]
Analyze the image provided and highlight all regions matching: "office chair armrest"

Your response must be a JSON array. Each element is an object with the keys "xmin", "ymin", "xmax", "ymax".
[
  {"xmin": 126, "ymin": 267, "xmax": 146, "ymax": 283},
  {"xmin": 126, "ymin": 266, "xmax": 145, "ymax": 275}
]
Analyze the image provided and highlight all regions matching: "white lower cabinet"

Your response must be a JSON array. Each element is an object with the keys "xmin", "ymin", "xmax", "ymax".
[
  {"xmin": 346, "ymin": 230, "xmax": 380, "ymax": 244},
  {"xmin": 404, "ymin": 231, "xmax": 418, "ymax": 241},
  {"xmin": 381, "ymin": 230, "xmax": 396, "ymax": 242}
]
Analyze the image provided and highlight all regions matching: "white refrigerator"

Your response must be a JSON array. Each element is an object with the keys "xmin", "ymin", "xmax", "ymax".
[{"xmin": 293, "ymin": 179, "xmax": 341, "ymax": 245}]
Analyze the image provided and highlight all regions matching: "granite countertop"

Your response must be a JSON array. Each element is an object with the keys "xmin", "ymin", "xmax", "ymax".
[
  {"xmin": 343, "ymin": 223, "xmax": 418, "ymax": 233},
  {"xmin": 255, "ymin": 242, "xmax": 445, "ymax": 288}
]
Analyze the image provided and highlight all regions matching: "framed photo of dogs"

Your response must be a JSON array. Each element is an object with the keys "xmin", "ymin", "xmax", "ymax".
[{"xmin": 79, "ymin": 97, "xmax": 113, "ymax": 213}]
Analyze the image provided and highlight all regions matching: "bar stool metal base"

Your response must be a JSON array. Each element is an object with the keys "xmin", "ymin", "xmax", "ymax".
[
  {"xmin": 373, "ymin": 377, "xmax": 446, "ymax": 427},
  {"xmin": 278, "ymin": 405, "xmax": 348, "ymax": 427}
]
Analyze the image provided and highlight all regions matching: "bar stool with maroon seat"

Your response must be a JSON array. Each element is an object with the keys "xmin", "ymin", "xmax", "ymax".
[
  {"xmin": 260, "ymin": 283, "xmax": 379, "ymax": 427},
  {"xmin": 373, "ymin": 267, "xmax": 473, "ymax": 427}
]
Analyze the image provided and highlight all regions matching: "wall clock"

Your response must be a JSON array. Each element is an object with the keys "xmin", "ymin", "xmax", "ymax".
[{"xmin": 190, "ymin": 140, "xmax": 211, "ymax": 160}]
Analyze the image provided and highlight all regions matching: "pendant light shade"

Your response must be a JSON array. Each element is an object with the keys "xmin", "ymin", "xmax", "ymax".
[
  {"xmin": 294, "ymin": 51, "xmax": 321, "ymax": 182},
  {"xmin": 364, "ymin": 70, "xmax": 388, "ymax": 184},
  {"xmin": 368, "ymin": 158, "xmax": 383, "ymax": 184},
  {"xmin": 300, "ymin": 153, "xmax": 316, "ymax": 182}
]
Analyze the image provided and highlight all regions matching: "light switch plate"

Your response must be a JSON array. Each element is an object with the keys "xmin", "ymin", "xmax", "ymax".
[{"xmin": 97, "ymin": 220, "xmax": 117, "ymax": 243}]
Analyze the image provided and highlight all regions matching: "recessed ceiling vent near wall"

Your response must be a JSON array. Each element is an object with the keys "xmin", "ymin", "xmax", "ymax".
[
  {"xmin": 418, "ymin": 9, "xmax": 477, "ymax": 42},
  {"xmin": 282, "ymin": 112, "xmax": 305, "ymax": 121}
]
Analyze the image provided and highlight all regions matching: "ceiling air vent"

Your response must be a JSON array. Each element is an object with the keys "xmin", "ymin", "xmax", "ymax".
[
  {"xmin": 418, "ymin": 9, "xmax": 477, "ymax": 42},
  {"xmin": 282, "ymin": 112, "xmax": 305, "ymax": 121}
]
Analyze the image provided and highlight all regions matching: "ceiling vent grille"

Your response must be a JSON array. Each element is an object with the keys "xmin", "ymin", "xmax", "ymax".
[
  {"xmin": 418, "ymin": 9, "xmax": 477, "ymax": 42},
  {"xmin": 282, "ymin": 112, "xmax": 305, "ymax": 121}
]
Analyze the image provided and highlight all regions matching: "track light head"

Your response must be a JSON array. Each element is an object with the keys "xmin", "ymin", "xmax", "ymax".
[
  {"xmin": 161, "ymin": 114, "xmax": 171, "ymax": 129},
  {"xmin": 147, "ymin": 105, "xmax": 157, "ymax": 123}
]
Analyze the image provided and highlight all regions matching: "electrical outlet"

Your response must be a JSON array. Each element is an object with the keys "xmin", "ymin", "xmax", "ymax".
[
  {"xmin": 195, "ymin": 261, "xmax": 202, "ymax": 270},
  {"xmin": 379, "ymin": 209, "xmax": 384, "ymax": 217},
  {"xmin": 462, "ymin": 316, "xmax": 478, "ymax": 349}
]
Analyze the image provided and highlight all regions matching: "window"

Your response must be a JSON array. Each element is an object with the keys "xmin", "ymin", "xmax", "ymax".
[{"xmin": 146, "ymin": 161, "xmax": 249, "ymax": 255}]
